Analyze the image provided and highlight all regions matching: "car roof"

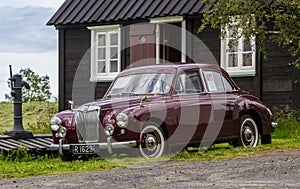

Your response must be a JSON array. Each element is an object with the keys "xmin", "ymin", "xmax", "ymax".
[{"xmin": 119, "ymin": 63, "xmax": 221, "ymax": 76}]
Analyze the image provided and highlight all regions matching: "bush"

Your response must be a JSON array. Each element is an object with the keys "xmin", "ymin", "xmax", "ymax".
[{"xmin": 273, "ymin": 106, "xmax": 300, "ymax": 140}]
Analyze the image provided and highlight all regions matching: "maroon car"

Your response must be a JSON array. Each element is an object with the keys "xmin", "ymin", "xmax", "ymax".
[{"xmin": 50, "ymin": 63, "xmax": 277, "ymax": 160}]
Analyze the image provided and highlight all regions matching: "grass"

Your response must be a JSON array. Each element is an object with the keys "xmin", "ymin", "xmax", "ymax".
[
  {"xmin": 0, "ymin": 102, "xmax": 299, "ymax": 179},
  {"xmin": 0, "ymin": 102, "xmax": 57, "ymax": 134},
  {"xmin": 0, "ymin": 153, "xmax": 120, "ymax": 179}
]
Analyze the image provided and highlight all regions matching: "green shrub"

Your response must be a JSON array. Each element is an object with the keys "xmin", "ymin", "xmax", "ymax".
[{"xmin": 273, "ymin": 106, "xmax": 300, "ymax": 140}]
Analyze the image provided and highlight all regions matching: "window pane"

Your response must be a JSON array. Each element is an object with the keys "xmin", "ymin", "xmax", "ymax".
[
  {"xmin": 222, "ymin": 75, "xmax": 234, "ymax": 92},
  {"xmin": 110, "ymin": 47, "xmax": 118, "ymax": 59},
  {"xmin": 110, "ymin": 33, "xmax": 118, "ymax": 46},
  {"xmin": 185, "ymin": 71, "xmax": 202, "ymax": 93},
  {"xmin": 228, "ymin": 25, "xmax": 238, "ymax": 38},
  {"xmin": 110, "ymin": 60, "xmax": 118, "ymax": 73},
  {"xmin": 203, "ymin": 71, "xmax": 224, "ymax": 92},
  {"xmin": 243, "ymin": 41, "xmax": 252, "ymax": 52},
  {"xmin": 243, "ymin": 53, "xmax": 252, "ymax": 66},
  {"xmin": 228, "ymin": 39, "xmax": 238, "ymax": 53},
  {"xmin": 98, "ymin": 61, "xmax": 106, "ymax": 73},
  {"xmin": 98, "ymin": 48, "xmax": 106, "ymax": 60},
  {"xmin": 98, "ymin": 34, "xmax": 106, "ymax": 46},
  {"xmin": 228, "ymin": 54, "xmax": 238, "ymax": 67},
  {"xmin": 176, "ymin": 70, "xmax": 202, "ymax": 94}
]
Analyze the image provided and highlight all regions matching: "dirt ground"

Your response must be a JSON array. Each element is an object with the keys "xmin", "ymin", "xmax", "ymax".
[{"xmin": 1, "ymin": 149, "xmax": 299, "ymax": 189}]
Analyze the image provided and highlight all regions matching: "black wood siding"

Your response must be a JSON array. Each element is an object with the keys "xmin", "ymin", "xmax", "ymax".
[
  {"xmin": 261, "ymin": 40, "xmax": 298, "ymax": 108},
  {"xmin": 59, "ymin": 28, "xmax": 92, "ymax": 111}
]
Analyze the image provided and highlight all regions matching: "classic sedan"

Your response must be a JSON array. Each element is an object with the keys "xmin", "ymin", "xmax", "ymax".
[{"xmin": 50, "ymin": 63, "xmax": 277, "ymax": 160}]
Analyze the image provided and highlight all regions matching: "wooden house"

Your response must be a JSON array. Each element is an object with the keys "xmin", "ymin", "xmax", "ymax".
[{"xmin": 47, "ymin": 0, "xmax": 300, "ymax": 111}]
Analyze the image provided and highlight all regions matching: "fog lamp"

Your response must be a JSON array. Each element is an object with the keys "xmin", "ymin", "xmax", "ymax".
[
  {"xmin": 55, "ymin": 126, "xmax": 67, "ymax": 138},
  {"xmin": 104, "ymin": 124, "xmax": 115, "ymax": 136}
]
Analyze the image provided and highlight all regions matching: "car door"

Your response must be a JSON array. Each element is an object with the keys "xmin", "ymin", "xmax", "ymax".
[
  {"xmin": 169, "ymin": 69, "xmax": 212, "ymax": 145},
  {"xmin": 202, "ymin": 70, "xmax": 237, "ymax": 140}
]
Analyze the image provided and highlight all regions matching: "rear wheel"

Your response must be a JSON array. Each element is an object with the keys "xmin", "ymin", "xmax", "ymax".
[
  {"xmin": 261, "ymin": 134, "xmax": 272, "ymax": 144},
  {"xmin": 235, "ymin": 115, "xmax": 259, "ymax": 147},
  {"xmin": 139, "ymin": 123, "xmax": 166, "ymax": 158}
]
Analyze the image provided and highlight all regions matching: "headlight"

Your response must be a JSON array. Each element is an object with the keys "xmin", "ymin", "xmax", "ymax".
[
  {"xmin": 50, "ymin": 117, "xmax": 62, "ymax": 132},
  {"xmin": 51, "ymin": 124, "xmax": 60, "ymax": 132},
  {"xmin": 104, "ymin": 124, "xmax": 115, "ymax": 136},
  {"xmin": 116, "ymin": 113, "xmax": 128, "ymax": 128}
]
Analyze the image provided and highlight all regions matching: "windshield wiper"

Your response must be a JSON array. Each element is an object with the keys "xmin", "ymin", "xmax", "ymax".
[
  {"xmin": 106, "ymin": 93, "xmax": 122, "ymax": 98},
  {"xmin": 106, "ymin": 92, "xmax": 137, "ymax": 98},
  {"xmin": 121, "ymin": 92, "xmax": 137, "ymax": 96}
]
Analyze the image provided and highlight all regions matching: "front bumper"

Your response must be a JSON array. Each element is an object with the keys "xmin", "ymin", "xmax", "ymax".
[{"xmin": 50, "ymin": 137, "xmax": 137, "ymax": 156}]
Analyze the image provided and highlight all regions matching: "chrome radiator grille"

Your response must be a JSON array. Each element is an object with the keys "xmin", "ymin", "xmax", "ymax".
[{"xmin": 75, "ymin": 105, "xmax": 100, "ymax": 142}]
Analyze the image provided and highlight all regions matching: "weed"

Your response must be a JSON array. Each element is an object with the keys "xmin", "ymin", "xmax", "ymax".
[{"xmin": 4, "ymin": 148, "xmax": 33, "ymax": 162}]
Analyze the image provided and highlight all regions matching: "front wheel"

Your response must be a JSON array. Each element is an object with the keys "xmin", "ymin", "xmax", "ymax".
[
  {"xmin": 236, "ymin": 115, "xmax": 259, "ymax": 147},
  {"xmin": 60, "ymin": 151, "xmax": 73, "ymax": 162},
  {"xmin": 139, "ymin": 124, "xmax": 166, "ymax": 158}
]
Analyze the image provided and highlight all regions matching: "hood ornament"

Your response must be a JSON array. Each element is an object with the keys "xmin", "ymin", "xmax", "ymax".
[{"xmin": 68, "ymin": 100, "xmax": 74, "ymax": 110}]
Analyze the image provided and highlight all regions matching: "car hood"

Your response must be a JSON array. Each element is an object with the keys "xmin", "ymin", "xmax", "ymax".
[{"xmin": 77, "ymin": 95, "xmax": 166, "ymax": 111}]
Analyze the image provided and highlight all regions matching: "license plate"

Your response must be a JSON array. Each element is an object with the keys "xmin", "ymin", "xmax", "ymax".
[{"xmin": 71, "ymin": 145, "xmax": 95, "ymax": 155}]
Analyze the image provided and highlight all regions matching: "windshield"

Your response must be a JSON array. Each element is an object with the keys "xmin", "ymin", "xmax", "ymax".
[{"xmin": 106, "ymin": 73, "xmax": 174, "ymax": 97}]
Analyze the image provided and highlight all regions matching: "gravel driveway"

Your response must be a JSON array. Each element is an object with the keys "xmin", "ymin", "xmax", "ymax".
[{"xmin": 1, "ymin": 149, "xmax": 299, "ymax": 189}]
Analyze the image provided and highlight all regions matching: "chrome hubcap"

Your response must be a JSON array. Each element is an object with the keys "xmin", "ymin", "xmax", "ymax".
[
  {"xmin": 145, "ymin": 135, "xmax": 157, "ymax": 151},
  {"xmin": 244, "ymin": 127, "xmax": 254, "ymax": 143}
]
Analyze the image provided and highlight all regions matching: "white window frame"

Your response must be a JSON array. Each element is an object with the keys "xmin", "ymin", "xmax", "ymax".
[
  {"xmin": 150, "ymin": 16, "xmax": 186, "ymax": 64},
  {"xmin": 220, "ymin": 21, "xmax": 256, "ymax": 77},
  {"xmin": 88, "ymin": 25, "xmax": 121, "ymax": 82}
]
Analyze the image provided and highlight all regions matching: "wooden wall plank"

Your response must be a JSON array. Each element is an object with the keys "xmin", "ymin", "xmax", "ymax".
[{"xmin": 62, "ymin": 28, "xmax": 91, "ymax": 109}]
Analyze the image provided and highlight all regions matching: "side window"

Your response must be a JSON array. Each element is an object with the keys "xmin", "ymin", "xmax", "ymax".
[
  {"xmin": 203, "ymin": 71, "xmax": 225, "ymax": 92},
  {"xmin": 222, "ymin": 75, "xmax": 234, "ymax": 92},
  {"xmin": 175, "ymin": 70, "xmax": 202, "ymax": 94}
]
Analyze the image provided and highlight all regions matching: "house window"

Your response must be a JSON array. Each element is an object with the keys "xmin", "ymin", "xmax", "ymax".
[
  {"xmin": 88, "ymin": 25, "xmax": 121, "ymax": 82},
  {"xmin": 221, "ymin": 23, "xmax": 256, "ymax": 77}
]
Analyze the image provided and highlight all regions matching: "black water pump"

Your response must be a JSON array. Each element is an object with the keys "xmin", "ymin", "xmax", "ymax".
[{"xmin": 5, "ymin": 65, "xmax": 33, "ymax": 139}]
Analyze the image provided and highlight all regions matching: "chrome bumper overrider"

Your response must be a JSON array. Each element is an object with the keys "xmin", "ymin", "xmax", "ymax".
[{"xmin": 50, "ymin": 137, "xmax": 137, "ymax": 156}]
